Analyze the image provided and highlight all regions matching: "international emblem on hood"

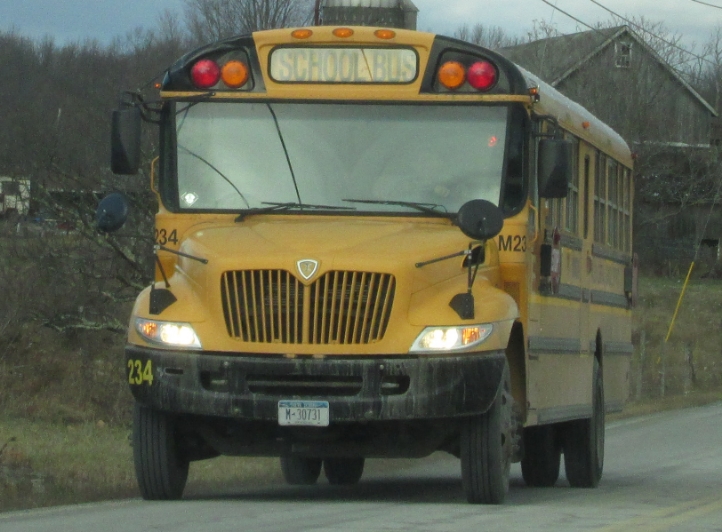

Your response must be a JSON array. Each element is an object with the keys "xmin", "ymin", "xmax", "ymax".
[{"xmin": 296, "ymin": 259, "xmax": 319, "ymax": 281}]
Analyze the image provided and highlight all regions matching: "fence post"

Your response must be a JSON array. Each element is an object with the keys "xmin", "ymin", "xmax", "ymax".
[
  {"xmin": 660, "ymin": 341, "xmax": 666, "ymax": 398},
  {"xmin": 636, "ymin": 330, "xmax": 646, "ymax": 401},
  {"xmin": 685, "ymin": 342, "xmax": 697, "ymax": 394}
]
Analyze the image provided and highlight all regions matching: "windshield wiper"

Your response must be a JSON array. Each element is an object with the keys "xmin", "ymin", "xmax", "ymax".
[
  {"xmin": 342, "ymin": 199, "xmax": 450, "ymax": 216},
  {"xmin": 178, "ymin": 145, "xmax": 251, "ymax": 208},
  {"xmin": 267, "ymin": 104, "xmax": 302, "ymax": 204},
  {"xmin": 235, "ymin": 202, "xmax": 356, "ymax": 222}
]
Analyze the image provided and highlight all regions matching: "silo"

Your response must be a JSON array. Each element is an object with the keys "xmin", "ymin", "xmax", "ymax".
[{"xmin": 316, "ymin": 0, "xmax": 419, "ymax": 30}]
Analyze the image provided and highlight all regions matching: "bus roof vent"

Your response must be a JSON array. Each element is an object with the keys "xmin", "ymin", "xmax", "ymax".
[{"xmin": 316, "ymin": 0, "xmax": 419, "ymax": 30}]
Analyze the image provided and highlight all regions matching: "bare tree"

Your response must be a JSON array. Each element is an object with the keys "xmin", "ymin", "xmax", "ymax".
[
  {"xmin": 183, "ymin": 0, "xmax": 314, "ymax": 44},
  {"xmin": 524, "ymin": 18, "xmax": 564, "ymax": 43},
  {"xmin": 453, "ymin": 23, "xmax": 520, "ymax": 50},
  {"xmin": 688, "ymin": 25, "xmax": 722, "ymax": 115}
]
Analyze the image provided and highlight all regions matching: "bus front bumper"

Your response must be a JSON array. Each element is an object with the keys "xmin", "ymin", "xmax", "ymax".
[{"xmin": 126, "ymin": 345, "xmax": 506, "ymax": 422}]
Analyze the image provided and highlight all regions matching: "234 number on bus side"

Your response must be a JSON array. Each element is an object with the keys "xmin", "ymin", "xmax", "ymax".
[
  {"xmin": 498, "ymin": 234, "xmax": 527, "ymax": 252},
  {"xmin": 155, "ymin": 228, "xmax": 178, "ymax": 246},
  {"xmin": 127, "ymin": 359, "xmax": 154, "ymax": 386}
]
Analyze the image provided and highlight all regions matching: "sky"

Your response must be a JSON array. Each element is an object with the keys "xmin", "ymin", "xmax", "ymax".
[{"xmin": 0, "ymin": 0, "xmax": 720, "ymax": 49}]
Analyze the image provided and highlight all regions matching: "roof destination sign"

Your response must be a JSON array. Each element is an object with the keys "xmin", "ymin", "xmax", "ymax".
[{"xmin": 270, "ymin": 47, "xmax": 418, "ymax": 84}]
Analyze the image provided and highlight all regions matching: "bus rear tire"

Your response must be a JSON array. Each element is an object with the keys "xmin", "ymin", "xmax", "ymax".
[
  {"xmin": 323, "ymin": 457, "xmax": 365, "ymax": 485},
  {"xmin": 280, "ymin": 455, "xmax": 322, "ymax": 485},
  {"xmin": 563, "ymin": 358, "xmax": 604, "ymax": 488},
  {"xmin": 132, "ymin": 403, "xmax": 189, "ymax": 500},
  {"xmin": 460, "ymin": 362, "xmax": 513, "ymax": 504},
  {"xmin": 521, "ymin": 425, "xmax": 561, "ymax": 487}
]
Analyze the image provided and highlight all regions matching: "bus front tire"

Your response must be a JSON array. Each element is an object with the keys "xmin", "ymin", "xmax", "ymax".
[
  {"xmin": 521, "ymin": 425, "xmax": 561, "ymax": 487},
  {"xmin": 323, "ymin": 457, "xmax": 365, "ymax": 485},
  {"xmin": 563, "ymin": 358, "xmax": 605, "ymax": 488},
  {"xmin": 280, "ymin": 455, "xmax": 322, "ymax": 485},
  {"xmin": 460, "ymin": 362, "xmax": 513, "ymax": 504},
  {"xmin": 133, "ymin": 403, "xmax": 189, "ymax": 500}
]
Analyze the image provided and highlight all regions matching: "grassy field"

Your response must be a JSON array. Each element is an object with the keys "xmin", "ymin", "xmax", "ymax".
[
  {"xmin": 1, "ymin": 275, "xmax": 721, "ymax": 512},
  {"xmin": 632, "ymin": 276, "xmax": 722, "ymax": 398},
  {"xmin": 0, "ymin": 418, "xmax": 284, "ymax": 512}
]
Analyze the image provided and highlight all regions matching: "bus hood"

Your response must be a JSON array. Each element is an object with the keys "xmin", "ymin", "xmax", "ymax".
[
  {"xmin": 134, "ymin": 216, "xmax": 515, "ymax": 354},
  {"xmin": 174, "ymin": 217, "xmax": 497, "ymax": 290}
]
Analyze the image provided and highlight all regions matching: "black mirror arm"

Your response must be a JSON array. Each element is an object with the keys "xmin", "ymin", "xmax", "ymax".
[
  {"xmin": 532, "ymin": 113, "xmax": 563, "ymax": 139},
  {"xmin": 415, "ymin": 249, "xmax": 468, "ymax": 269},
  {"xmin": 154, "ymin": 254, "xmax": 171, "ymax": 289},
  {"xmin": 466, "ymin": 243, "xmax": 481, "ymax": 293},
  {"xmin": 419, "ymin": 243, "xmax": 483, "ymax": 321},
  {"xmin": 156, "ymin": 245, "xmax": 208, "ymax": 264},
  {"xmin": 117, "ymin": 90, "xmax": 164, "ymax": 125},
  {"xmin": 149, "ymin": 252, "xmax": 177, "ymax": 315}
]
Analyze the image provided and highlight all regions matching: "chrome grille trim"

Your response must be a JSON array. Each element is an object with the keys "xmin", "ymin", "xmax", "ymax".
[{"xmin": 221, "ymin": 270, "xmax": 395, "ymax": 344}]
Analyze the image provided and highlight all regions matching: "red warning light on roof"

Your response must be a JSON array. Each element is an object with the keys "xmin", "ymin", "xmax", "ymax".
[
  {"xmin": 467, "ymin": 61, "xmax": 497, "ymax": 91},
  {"xmin": 191, "ymin": 59, "xmax": 221, "ymax": 89}
]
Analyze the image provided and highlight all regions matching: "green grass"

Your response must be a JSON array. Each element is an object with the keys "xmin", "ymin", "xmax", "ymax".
[
  {"xmin": 0, "ymin": 420, "xmax": 135, "ymax": 511},
  {"xmin": 0, "ymin": 418, "xmax": 282, "ymax": 511},
  {"xmin": 632, "ymin": 276, "xmax": 722, "ymax": 397}
]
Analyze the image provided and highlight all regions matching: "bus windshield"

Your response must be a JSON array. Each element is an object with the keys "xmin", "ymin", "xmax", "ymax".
[{"xmin": 174, "ymin": 102, "xmax": 509, "ymax": 214}]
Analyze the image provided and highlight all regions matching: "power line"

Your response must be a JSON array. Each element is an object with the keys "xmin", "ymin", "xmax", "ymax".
[
  {"xmin": 538, "ymin": 0, "xmax": 610, "ymax": 38},
  {"xmin": 539, "ymin": 0, "xmax": 715, "ymax": 70},
  {"xmin": 691, "ymin": 0, "xmax": 722, "ymax": 9},
  {"xmin": 585, "ymin": 0, "xmax": 714, "ymax": 66},
  {"xmin": 540, "ymin": 0, "xmax": 559, "ymax": 77}
]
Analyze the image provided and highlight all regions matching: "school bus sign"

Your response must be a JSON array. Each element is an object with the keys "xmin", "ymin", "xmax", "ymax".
[{"xmin": 270, "ymin": 47, "xmax": 418, "ymax": 83}]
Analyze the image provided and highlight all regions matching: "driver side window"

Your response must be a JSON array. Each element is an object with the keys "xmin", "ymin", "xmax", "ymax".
[{"xmin": 501, "ymin": 106, "xmax": 529, "ymax": 214}]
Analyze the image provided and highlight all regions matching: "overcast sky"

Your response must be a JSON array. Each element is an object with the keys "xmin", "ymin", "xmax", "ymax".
[{"xmin": 0, "ymin": 0, "xmax": 720, "ymax": 49}]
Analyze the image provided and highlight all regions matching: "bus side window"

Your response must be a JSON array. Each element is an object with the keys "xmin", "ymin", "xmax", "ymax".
[
  {"xmin": 594, "ymin": 152, "xmax": 607, "ymax": 244},
  {"xmin": 583, "ymin": 155, "xmax": 591, "ymax": 239},
  {"xmin": 564, "ymin": 134, "xmax": 579, "ymax": 234}
]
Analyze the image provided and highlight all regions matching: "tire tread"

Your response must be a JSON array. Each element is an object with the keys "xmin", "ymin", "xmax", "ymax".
[{"xmin": 133, "ymin": 404, "xmax": 188, "ymax": 500}]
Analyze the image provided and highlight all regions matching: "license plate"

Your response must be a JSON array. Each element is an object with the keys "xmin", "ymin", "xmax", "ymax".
[{"xmin": 278, "ymin": 400, "xmax": 330, "ymax": 427}]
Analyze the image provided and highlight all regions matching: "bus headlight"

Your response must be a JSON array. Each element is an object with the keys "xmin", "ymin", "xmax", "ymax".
[
  {"xmin": 135, "ymin": 318, "xmax": 202, "ymax": 349},
  {"xmin": 410, "ymin": 324, "xmax": 493, "ymax": 353}
]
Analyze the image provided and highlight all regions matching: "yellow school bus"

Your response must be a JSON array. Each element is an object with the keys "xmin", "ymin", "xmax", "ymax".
[{"xmin": 100, "ymin": 25, "xmax": 635, "ymax": 505}]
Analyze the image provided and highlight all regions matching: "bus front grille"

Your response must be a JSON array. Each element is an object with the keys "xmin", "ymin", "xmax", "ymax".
[{"xmin": 221, "ymin": 270, "xmax": 395, "ymax": 344}]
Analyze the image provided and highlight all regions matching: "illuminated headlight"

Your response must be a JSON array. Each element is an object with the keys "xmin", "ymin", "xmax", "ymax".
[
  {"xmin": 135, "ymin": 318, "xmax": 202, "ymax": 349},
  {"xmin": 410, "ymin": 324, "xmax": 493, "ymax": 353}
]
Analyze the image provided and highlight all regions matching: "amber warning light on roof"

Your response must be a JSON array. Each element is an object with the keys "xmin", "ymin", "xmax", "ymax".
[{"xmin": 270, "ymin": 47, "xmax": 417, "ymax": 84}]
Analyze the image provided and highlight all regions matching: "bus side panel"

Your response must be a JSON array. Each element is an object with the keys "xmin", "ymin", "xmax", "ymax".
[
  {"xmin": 589, "ymin": 302, "xmax": 632, "ymax": 414},
  {"xmin": 526, "ymin": 297, "xmax": 593, "ymax": 424}
]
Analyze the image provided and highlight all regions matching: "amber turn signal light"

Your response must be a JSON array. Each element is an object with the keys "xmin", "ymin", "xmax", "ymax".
[
  {"xmin": 438, "ymin": 61, "xmax": 466, "ymax": 90},
  {"xmin": 292, "ymin": 29, "xmax": 313, "ymax": 39},
  {"xmin": 333, "ymin": 27, "xmax": 354, "ymax": 38},
  {"xmin": 375, "ymin": 29, "xmax": 396, "ymax": 40},
  {"xmin": 221, "ymin": 60, "xmax": 249, "ymax": 89}
]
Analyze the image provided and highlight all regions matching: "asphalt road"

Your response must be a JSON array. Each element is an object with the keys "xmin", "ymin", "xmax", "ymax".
[{"xmin": 2, "ymin": 402, "xmax": 721, "ymax": 532}]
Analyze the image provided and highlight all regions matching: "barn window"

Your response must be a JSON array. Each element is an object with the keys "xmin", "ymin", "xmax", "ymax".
[
  {"xmin": 1, "ymin": 181, "xmax": 19, "ymax": 195},
  {"xmin": 615, "ymin": 41, "xmax": 632, "ymax": 68}
]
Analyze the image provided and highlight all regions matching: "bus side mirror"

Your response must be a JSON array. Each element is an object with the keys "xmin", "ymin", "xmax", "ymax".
[
  {"xmin": 96, "ymin": 192, "xmax": 129, "ymax": 233},
  {"xmin": 538, "ymin": 138, "xmax": 572, "ymax": 198},
  {"xmin": 456, "ymin": 199, "xmax": 504, "ymax": 241},
  {"xmin": 111, "ymin": 107, "xmax": 142, "ymax": 175}
]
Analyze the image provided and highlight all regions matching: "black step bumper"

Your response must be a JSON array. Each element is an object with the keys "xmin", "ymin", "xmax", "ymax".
[{"xmin": 126, "ymin": 345, "xmax": 506, "ymax": 422}]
